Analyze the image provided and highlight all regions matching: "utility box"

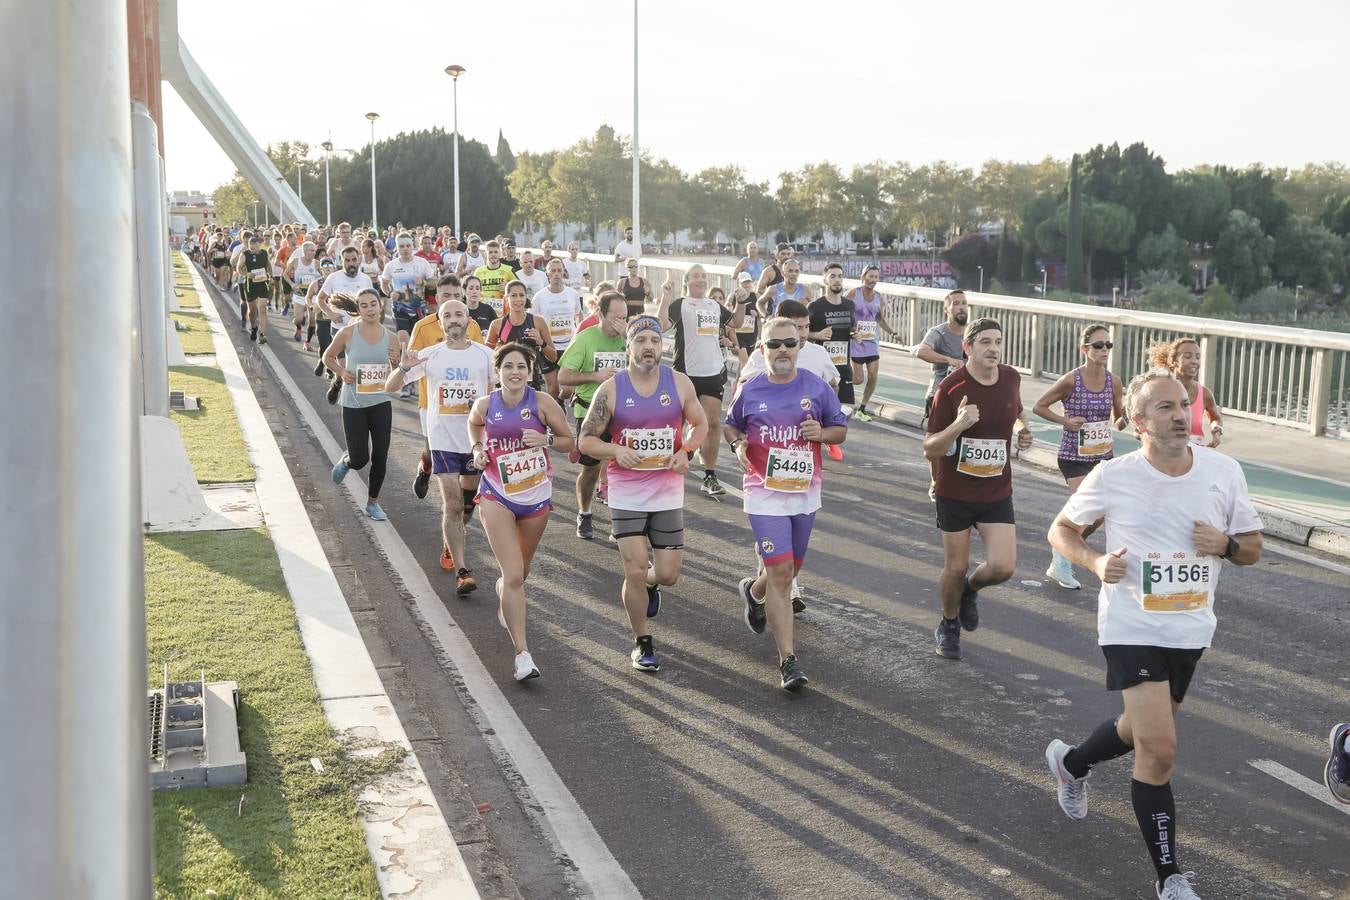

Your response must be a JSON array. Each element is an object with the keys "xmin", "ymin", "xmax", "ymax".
[{"xmin": 148, "ymin": 667, "xmax": 247, "ymax": 790}]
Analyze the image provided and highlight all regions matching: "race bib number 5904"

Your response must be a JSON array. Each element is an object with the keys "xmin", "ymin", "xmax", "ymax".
[{"xmin": 956, "ymin": 437, "xmax": 1007, "ymax": 477}]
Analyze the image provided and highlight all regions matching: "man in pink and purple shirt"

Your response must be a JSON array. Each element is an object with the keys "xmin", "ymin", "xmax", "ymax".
[{"xmin": 724, "ymin": 316, "xmax": 847, "ymax": 691}]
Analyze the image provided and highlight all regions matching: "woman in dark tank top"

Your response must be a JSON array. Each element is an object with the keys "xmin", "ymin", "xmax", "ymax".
[{"xmin": 619, "ymin": 258, "xmax": 650, "ymax": 317}]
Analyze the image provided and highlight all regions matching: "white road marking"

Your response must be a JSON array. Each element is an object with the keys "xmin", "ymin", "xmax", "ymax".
[
  {"xmin": 1247, "ymin": 759, "xmax": 1350, "ymax": 817},
  {"xmin": 256, "ymin": 327, "xmax": 642, "ymax": 898}
]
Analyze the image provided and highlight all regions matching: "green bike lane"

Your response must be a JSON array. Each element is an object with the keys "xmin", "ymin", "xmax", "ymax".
[{"xmin": 866, "ymin": 370, "xmax": 1350, "ymax": 525}]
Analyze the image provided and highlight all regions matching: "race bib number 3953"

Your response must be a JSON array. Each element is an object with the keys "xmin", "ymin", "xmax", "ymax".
[
  {"xmin": 956, "ymin": 437, "xmax": 1007, "ymax": 477},
  {"xmin": 1141, "ymin": 551, "xmax": 1213, "ymax": 613},
  {"xmin": 625, "ymin": 427, "xmax": 675, "ymax": 469}
]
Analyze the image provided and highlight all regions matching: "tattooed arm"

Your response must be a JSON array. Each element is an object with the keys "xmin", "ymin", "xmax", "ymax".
[{"xmin": 576, "ymin": 380, "xmax": 639, "ymax": 467}]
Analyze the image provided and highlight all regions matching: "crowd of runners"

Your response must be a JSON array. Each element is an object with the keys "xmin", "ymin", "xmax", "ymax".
[{"xmin": 189, "ymin": 221, "xmax": 1349, "ymax": 900}]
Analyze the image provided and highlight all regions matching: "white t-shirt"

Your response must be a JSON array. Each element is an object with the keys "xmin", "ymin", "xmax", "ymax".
[
  {"xmin": 1059, "ymin": 446, "xmax": 1262, "ymax": 650},
  {"xmin": 319, "ymin": 270, "xmax": 374, "ymax": 325},
  {"xmin": 613, "ymin": 239, "xmax": 639, "ymax": 261},
  {"xmin": 517, "ymin": 267, "xmax": 548, "ymax": 297},
  {"xmin": 458, "ymin": 250, "xmax": 485, "ymax": 273},
  {"xmin": 562, "ymin": 257, "xmax": 588, "ymax": 290},
  {"xmin": 739, "ymin": 342, "xmax": 838, "ymax": 386},
  {"xmin": 403, "ymin": 341, "xmax": 495, "ymax": 451},
  {"xmin": 381, "ymin": 256, "xmax": 436, "ymax": 297},
  {"xmin": 531, "ymin": 286, "xmax": 583, "ymax": 350}
]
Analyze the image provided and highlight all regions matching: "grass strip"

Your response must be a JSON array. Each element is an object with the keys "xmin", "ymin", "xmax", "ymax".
[
  {"xmin": 168, "ymin": 366, "xmax": 255, "ymax": 484},
  {"xmin": 170, "ymin": 310, "xmax": 213, "ymax": 353},
  {"xmin": 147, "ymin": 530, "xmax": 385, "ymax": 900}
]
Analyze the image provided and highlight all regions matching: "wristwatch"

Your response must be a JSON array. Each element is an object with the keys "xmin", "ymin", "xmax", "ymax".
[{"xmin": 1221, "ymin": 535, "xmax": 1239, "ymax": 560}]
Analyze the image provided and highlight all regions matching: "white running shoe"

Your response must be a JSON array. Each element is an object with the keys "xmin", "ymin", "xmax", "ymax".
[
  {"xmin": 1045, "ymin": 551, "xmax": 1082, "ymax": 590},
  {"xmin": 496, "ymin": 577, "xmax": 507, "ymax": 629},
  {"xmin": 790, "ymin": 579, "xmax": 803, "ymax": 601},
  {"xmin": 1045, "ymin": 739, "xmax": 1089, "ymax": 820},
  {"xmin": 513, "ymin": 650, "xmax": 540, "ymax": 682},
  {"xmin": 1156, "ymin": 872, "xmax": 1200, "ymax": 899}
]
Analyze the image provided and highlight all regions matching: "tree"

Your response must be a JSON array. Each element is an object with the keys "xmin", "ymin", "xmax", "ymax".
[
  {"xmin": 1066, "ymin": 155, "xmax": 1084, "ymax": 292},
  {"xmin": 642, "ymin": 158, "xmax": 689, "ymax": 252},
  {"xmin": 1215, "ymin": 209, "xmax": 1274, "ymax": 298},
  {"xmin": 844, "ymin": 161, "xmax": 894, "ymax": 250},
  {"xmin": 1215, "ymin": 165, "xmax": 1291, "ymax": 237},
  {"xmin": 1323, "ymin": 194, "xmax": 1350, "ymax": 236},
  {"xmin": 1275, "ymin": 162, "xmax": 1350, "ymax": 219},
  {"xmin": 975, "ymin": 157, "xmax": 1063, "ymax": 229},
  {"xmin": 1136, "ymin": 225, "xmax": 1190, "ymax": 280},
  {"xmin": 689, "ymin": 165, "xmax": 746, "ymax": 244},
  {"xmin": 772, "ymin": 169, "xmax": 811, "ymax": 241},
  {"xmin": 211, "ymin": 142, "xmax": 314, "ymax": 224},
  {"xmin": 507, "ymin": 150, "xmax": 559, "ymax": 239},
  {"xmin": 1200, "ymin": 281, "xmax": 1234, "ymax": 315},
  {"xmin": 996, "ymin": 227, "xmax": 1023, "ymax": 285},
  {"xmin": 1079, "ymin": 141, "xmax": 1173, "ymax": 244},
  {"xmin": 1169, "ymin": 171, "xmax": 1230, "ymax": 247},
  {"xmin": 741, "ymin": 180, "xmax": 777, "ymax": 242},
  {"xmin": 549, "ymin": 126, "xmax": 627, "ymax": 242},
  {"xmin": 495, "ymin": 130, "xmax": 516, "ymax": 175},
  {"xmin": 1273, "ymin": 215, "xmax": 1345, "ymax": 294},
  {"xmin": 1079, "ymin": 198, "xmax": 1134, "ymax": 289},
  {"xmin": 1022, "ymin": 192, "xmax": 1060, "ymax": 253},
  {"xmin": 781, "ymin": 162, "xmax": 847, "ymax": 246},
  {"xmin": 941, "ymin": 234, "xmax": 996, "ymax": 289}
]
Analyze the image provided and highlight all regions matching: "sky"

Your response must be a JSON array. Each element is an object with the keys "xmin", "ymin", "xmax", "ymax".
[{"xmin": 163, "ymin": 0, "xmax": 1349, "ymax": 195}]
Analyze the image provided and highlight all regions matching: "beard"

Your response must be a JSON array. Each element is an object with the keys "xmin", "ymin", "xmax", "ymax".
[{"xmin": 955, "ymin": 312, "xmax": 968, "ymax": 325}]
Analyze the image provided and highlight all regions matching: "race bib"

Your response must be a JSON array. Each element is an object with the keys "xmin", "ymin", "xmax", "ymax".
[
  {"xmin": 696, "ymin": 309, "xmax": 720, "ymax": 336},
  {"xmin": 549, "ymin": 313, "xmax": 575, "ymax": 341},
  {"xmin": 823, "ymin": 340, "xmax": 849, "ymax": 365},
  {"xmin": 956, "ymin": 437, "xmax": 1007, "ymax": 477},
  {"xmin": 856, "ymin": 320, "xmax": 878, "ymax": 342},
  {"xmin": 764, "ymin": 446, "xmax": 814, "ymax": 493},
  {"xmin": 436, "ymin": 380, "xmax": 477, "ymax": 416},
  {"xmin": 1140, "ymin": 550, "xmax": 1214, "ymax": 613},
  {"xmin": 486, "ymin": 297, "xmax": 504, "ymax": 315},
  {"xmin": 1076, "ymin": 420, "xmax": 1113, "ymax": 457},
  {"xmin": 355, "ymin": 363, "xmax": 389, "ymax": 394},
  {"xmin": 735, "ymin": 320, "xmax": 756, "ymax": 334},
  {"xmin": 625, "ymin": 427, "xmax": 675, "ymax": 469},
  {"xmin": 496, "ymin": 446, "xmax": 548, "ymax": 495},
  {"xmin": 249, "ymin": 267, "xmax": 267, "ymax": 283},
  {"xmin": 593, "ymin": 351, "xmax": 626, "ymax": 371}
]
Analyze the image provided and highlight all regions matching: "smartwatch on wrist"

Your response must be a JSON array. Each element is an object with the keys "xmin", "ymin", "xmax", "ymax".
[{"xmin": 1221, "ymin": 535, "xmax": 1239, "ymax": 560}]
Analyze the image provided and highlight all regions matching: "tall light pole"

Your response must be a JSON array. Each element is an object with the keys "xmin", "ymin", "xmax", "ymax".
[
  {"xmin": 365, "ymin": 112, "xmax": 380, "ymax": 233},
  {"xmin": 631, "ymin": 0, "xmax": 640, "ymax": 254},
  {"xmin": 250, "ymin": 200, "xmax": 259, "ymax": 227},
  {"xmin": 977, "ymin": 265, "xmax": 983, "ymax": 293},
  {"xmin": 276, "ymin": 175, "xmax": 285, "ymax": 226},
  {"xmin": 321, "ymin": 138, "xmax": 333, "ymax": 227},
  {"xmin": 445, "ymin": 65, "xmax": 466, "ymax": 236}
]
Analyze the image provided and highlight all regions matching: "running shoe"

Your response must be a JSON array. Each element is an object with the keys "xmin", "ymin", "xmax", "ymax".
[
  {"xmin": 1045, "ymin": 551, "xmax": 1082, "ymax": 590},
  {"xmin": 456, "ymin": 568, "xmax": 477, "ymax": 595},
  {"xmin": 513, "ymin": 650, "xmax": 540, "ymax": 682},
  {"xmin": 826, "ymin": 443, "xmax": 843, "ymax": 462},
  {"xmin": 293, "ymin": 326, "xmax": 302, "ymax": 342},
  {"xmin": 576, "ymin": 512, "xmax": 594, "ymax": 540},
  {"xmin": 303, "ymin": 342, "xmax": 314, "ymax": 352},
  {"xmin": 331, "ymin": 457, "xmax": 350, "ymax": 484},
  {"xmin": 1325, "ymin": 722, "xmax": 1350, "ymax": 804},
  {"xmin": 934, "ymin": 618, "xmax": 962, "ymax": 660},
  {"xmin": 413, "ymin": 467, "xmax": 431, "ymax": 500},
  {"xmin": 701, "ymin": 472, "xmax": 727, "ymax": 497},
  {"xmin": 645, "ymin": 582, "xmax": 661, "ymax": 618},
  {"xmin": 1044, "ymin": 739, "xmax": 1089, "ymax": 820},
  {"xmin": 740, "ymin": 577, "xmax": 766, "ymax": 634},
  {"xmin": 1156, "ymin": 872, "xmax": 1201, "ymax": 900},
  {"xmin": 853, "ymin": 407, "xmax": 873, "ymax": 422},
  {"xmin": 440, "ymin": 547, "xmax": 454, "ymax": 572},
  {"xmin": 365, "ymin": 501, "xmax": 387, "ymax": 521},
  {"xmin": 326, "ymin": 378, "xmax": 342, "ymax": 405},
  {"xmin": 630, "ymin": 635, "xmax": 660, "ymax": 672},
  {"xmin": 790, "ymin": 579, "xmax": 806, "ymax": 614},
  {"xmin": 779, "ymin": 655, "xmax": 809, "ymax": 691},
  {"xmin": 595, "ymin": 482, "xmax": 609, "ymax": 506},
  {"xmin": 313, "ymin": 360, "xmax": 325, "ymax": 377},
  {"xmin": 250, "ymin": 327, "xmax": 258, "ymax": 343},
  {"xmin": 258, "ymin": 332, "xmax": 268, "ymax": 346},
  {"xmin": 958, "ymin": 579, "xmax": 979, "ymax": 631}
]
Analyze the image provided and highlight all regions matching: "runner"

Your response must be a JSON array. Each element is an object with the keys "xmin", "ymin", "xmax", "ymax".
[
  {"xmin": 808, "ymin": 261, "xmax": 857, "ymax": 415},
  {"xmin": 462, "ymin": 274, "xmax": 498, "ymax": 333},
  {"xmin": 208, "ymin": 236, "xmax": 232, "ymax": 288},
  {"xmin": 562, "ymin": 241, "xmax": 590, "ymax": 292},
  {"xmin": 325, "ymin": 221, "xmax": 358, "ymax": 262},
  {"xmin": 454, "ymin": 233, "xmax": 485, "ymax": 278},
  {"xmin": 732, "ymin": 240, "xmax": 765, "ymax": 284},
  {"xmin": 612, "ymin": 225, "xmax": 639, "ymax": 263},
  {"xmin": 285, "ymin": 240, "xmax": 321, "ymax": 346},
  {"xmin": 1327, "ymin": 722, "xmax": 1350, "ymax": 804},
  {"xmin": 1147, "ymin": 338, "xmax": 1224, "ymax": 448},
  {"xmin": 535, "ymin": 239, "xmax": 557, "ymax": 273},
  {"xmin": 1045, "ymin": 368, "xmax": 1263, "ymax": 900},
  {"xmin": 656, "ymin": 264, "xmax": 744, "ymax": 497},
  {"xmin": 516, "ymin": 249, "xmax": 548, "ymax": 297},
  {"xmin": 725, "ymin": 316, "xmax": 848, "ymax": 690},
  {"xmin": 387, "ymin": 299, "xmax": 494, "ymax": 595},
  {"xmin": 1033, "ymin": 323, "xmax": 1126, "ymax": 590},
  {"xmin": 577, "ymin": 314, "xmax": 708, "ymax": 672},
  {"xmin": 922, "ymin": 317, "xmax": 1035, "ymax": 661},
  {"xmin": 381, "ymin": 231, "xmax": 437, "ymax": 337},
  {"xmin": 529, "ymin": 258, "xmax": 584, "ymax": 398},
  {"xmin": 467, "ymin": 343, "xmax": 575, "ymax": 682},
  {"xmin": 618, "ymin": 258, "xmax": 652, "ymax": 319},
  {"xmin": 234, "ymin": 232, "xmax": 272, "ymax": 344},
  {"xmin": 324, "ymin": 289, "xmax": 401, "ymax": 521},
  {"xmin": 474, "ymin": 239, "xmax": 516, "ymax": 307},
  {"xmin": 728, "ymin": 271, "xmax": 760, "ymax": 370},
  {"xmin": 754, "ymin": 242, "xmax": 793, "ymax": 294},
  {"xmin": 915, "ymin": 290, "xmax": 969, "ymax": 500},
  {"xmin": 486, "ymin": 280, "xmax": 556, "ymax": 390},
  {"xmin": 502, "ymin": 241, "xmax": 521, "ymax": 273},
  {"xmin": 757, "ymin": 257, "xmax": 810, "ymax": 319},
  {"xmin": 315, "ymin": 247, "xmax": 375, "ymax": 403},
  {"xmin": 849, "ymin": 264, "xmax": 894, "ymax": 421},
  {"xmin": 557, "ymin": 292, "xmax": 629, "ymax": 539}
]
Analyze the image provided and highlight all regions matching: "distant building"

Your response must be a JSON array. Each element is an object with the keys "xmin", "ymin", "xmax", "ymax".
[{"xmin": 168, "ymin": 190, "xmax": 216, "ymax": 233}]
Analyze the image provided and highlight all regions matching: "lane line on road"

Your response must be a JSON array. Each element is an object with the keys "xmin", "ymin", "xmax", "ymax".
[
  {"xmin": 257, "ymin": 330, "xmax": 642, "ymax": 900},
  {"xmin": 1247, "ymin": 759, "xmax": 1350, "ymax": 817}
]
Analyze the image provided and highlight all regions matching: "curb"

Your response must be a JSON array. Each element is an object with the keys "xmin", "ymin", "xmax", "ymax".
[
  {"xmin": 184, "ymin": 258, "xmax": 480, "ymax": 899},
  {"xmin": 865, "ymin": 396, "xmax": 1350, "ymax": 562}
]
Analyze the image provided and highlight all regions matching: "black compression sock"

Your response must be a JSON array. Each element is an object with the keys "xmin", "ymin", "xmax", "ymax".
[
  {"xmin": 1131, "ymin": 779, "xmax": 1182, "ymax": 884},
  {"xmin": 704, "ymin": 469, "xmax": 714, "ymax": 479},
  {"xmin": 306, "ymin": 325, "xmax": 316, "ymax": 341},
  {"xmin": 1064, "ymin": 717, "xmax": 1133, "ymax": 778}
]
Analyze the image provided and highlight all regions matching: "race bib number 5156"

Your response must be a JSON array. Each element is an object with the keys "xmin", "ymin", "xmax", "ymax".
[{"xmin": 1141, "ymin": 551, "xmax": 1213, "ymax": 613}]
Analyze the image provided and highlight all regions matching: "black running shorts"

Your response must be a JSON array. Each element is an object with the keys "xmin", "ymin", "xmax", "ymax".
[
  {"xmin": 934, "ymin": 495, "xmax": 1015, "ymax": 533},
  {"xmin": 1102, "ymin": 644, "xmax": 1205, "ymax": 703}
]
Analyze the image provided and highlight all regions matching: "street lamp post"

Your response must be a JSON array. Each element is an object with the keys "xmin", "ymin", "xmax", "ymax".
[
  {"xmin": 250, "ymin": 200, "xmax": 259, "ymax": 227},
  {"xmin": 276, "ymin": 175, "xmax": 285, "ymax": 226},
  {"xmin": 365, "ymin": 112, "xmax": 380, "ymax": 233},
  {"xmin": 1041, "ymin": 266, "xmax": 1048, "ymax": 297},
  {"xmin": 631, "ymin": 0, "xmax": 640, "ymax": 255},
  {"xmin": 321, "ymin": 139, "xmax": 333, "ymax": 227},
  {"xmin": 445, "ymin": 65, "xmax": 465, "ymax": 237},
  {"xmin": 977, "ymin": 265, "xmax": 984, "ymax": 293}
]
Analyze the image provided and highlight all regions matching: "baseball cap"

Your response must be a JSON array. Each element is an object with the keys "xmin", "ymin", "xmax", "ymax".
[
  {"xmin": 736, "ymin": 270, "xmax": 753, "ymax": 283},
  {"xmin": 466, "ymin": 233, "xmax": 481, "ymax": 242}
]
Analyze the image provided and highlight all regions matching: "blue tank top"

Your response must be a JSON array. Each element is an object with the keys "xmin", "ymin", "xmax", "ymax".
[
  {"xmin": 341, "ymin": 324, "xmax": 393, "ymax": 409},
  {"xmin": 742, "ymin": 258, "xmax": 764, "ymax": 281},
  {"xmin": 770, "ymin": 282, "xmax": 805, "ymax": 315}
]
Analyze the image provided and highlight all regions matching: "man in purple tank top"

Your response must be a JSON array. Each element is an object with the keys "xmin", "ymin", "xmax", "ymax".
[{"xmin": 578, "ymin": 316, "xmax": 708, "ymax": 673}]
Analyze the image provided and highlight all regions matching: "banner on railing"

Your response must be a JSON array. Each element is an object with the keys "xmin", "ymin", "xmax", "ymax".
[{"xmin": 797, "ymin": 257, "xmax": 957, "ymax": 290}]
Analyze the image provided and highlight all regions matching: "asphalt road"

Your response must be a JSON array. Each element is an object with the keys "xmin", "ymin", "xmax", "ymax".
[{"xmin": 212, "ymin": 285, "xmax": 1350, "ymax": 900}]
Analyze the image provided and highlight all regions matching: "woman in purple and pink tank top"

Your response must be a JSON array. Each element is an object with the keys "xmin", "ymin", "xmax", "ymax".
[
  {"xmin": 1033, "ymin": 323, "xmax": 1125, "ymax": 589},
  {"xmin": 468, "ymin": 342, "xmax": 575, "ymax": 683}
]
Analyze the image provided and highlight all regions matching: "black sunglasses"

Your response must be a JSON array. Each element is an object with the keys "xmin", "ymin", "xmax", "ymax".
[
  {"xmin": 1086, "ymin": 340, "xmax": 1114, "ymax": 350},
  {"xmin": 764, "ymin": 338, "xmax": 800, "ymax": 349}
]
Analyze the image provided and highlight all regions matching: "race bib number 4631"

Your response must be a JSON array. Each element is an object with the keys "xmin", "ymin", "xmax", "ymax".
[
  {"xmin": 1141, "ymin": 550, "xmax": 1213, "ymax": 613},
  {"xmin": 355, "ymin": 363, "xmax": 389, "ymax": 394},
  {"xmin": 956, "ymin": 437, "xmax": 1007, "ymax": 477},
  {"xmin": 496, "ymin": 447, "xmax": 548, "ymax": 495},
  {"xmin": 823, "ymin": 341, "xmax": 849, "ymax": 365},
  {"xmin": 764, "ymin": 446, "xmax": 814, "ymax": 493}
]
